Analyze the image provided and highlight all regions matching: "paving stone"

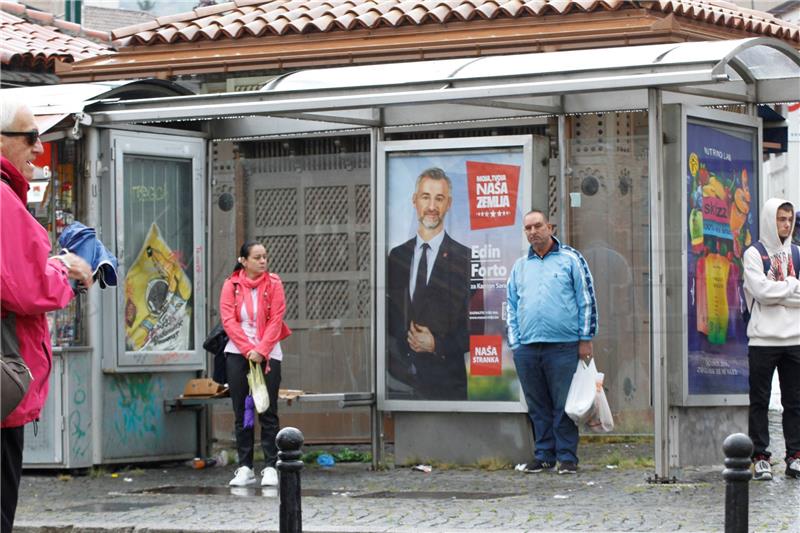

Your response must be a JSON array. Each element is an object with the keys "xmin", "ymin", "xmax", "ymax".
[{"xmin": 14, "ymin": 414, "xmax": 800, "ymax": 533}]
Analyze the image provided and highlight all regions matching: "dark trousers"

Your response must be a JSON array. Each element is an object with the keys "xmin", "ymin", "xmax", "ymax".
[
  {"xmin": 1, "ymin": 426, "xmax": 24, "ymax": 533},
  {"xmin": 225, "ymin": 353, "xmax": 281, "ymax": 469},
  {"xmin": 513, "ymin": 342, "xmax": 580, "ymax": 464},
  {"xmin": 748, "ymin": 345, "xmax": 800, "ymax": 461}
]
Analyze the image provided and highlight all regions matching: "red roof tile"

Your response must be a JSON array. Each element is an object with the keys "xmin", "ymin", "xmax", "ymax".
[
  {"xmin": 107, "ymin": 0, "xmax": 799, "ymax": 47},
  {"xmin": 0, "ymin": 2, "xmax": 113, "ymax": 71}
]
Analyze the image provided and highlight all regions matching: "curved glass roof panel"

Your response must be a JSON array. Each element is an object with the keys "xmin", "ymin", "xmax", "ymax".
[
  {"xmin": 265, "ymin": 38, "xmax": 799, "ymax": 94},
  {"xmin": 263, "ymin": 57, "xmax": 477, "ymax": 92},
  {"xmin": 734, "ymin": 46, "xmax": 800, "ymax": 79}
]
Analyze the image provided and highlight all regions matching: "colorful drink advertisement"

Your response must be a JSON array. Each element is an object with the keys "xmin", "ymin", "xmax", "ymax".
[
  {"xmin": 382, "ymin": 140, "xmax": 530, "ymax": 407},
  {"xmin": 686, "ymin": 120, "xmax": 758, "ymax": 396}
]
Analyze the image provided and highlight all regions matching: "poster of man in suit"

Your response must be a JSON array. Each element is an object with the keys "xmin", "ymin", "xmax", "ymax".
[{"xmin": 384, "ymin": 142, "xmax": 529, "ymax": 404}]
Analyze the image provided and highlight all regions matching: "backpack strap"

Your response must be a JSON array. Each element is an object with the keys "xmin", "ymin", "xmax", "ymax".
[{"xmin": 750, "ymin": 241, "xmax": 771, "ymax": 276}]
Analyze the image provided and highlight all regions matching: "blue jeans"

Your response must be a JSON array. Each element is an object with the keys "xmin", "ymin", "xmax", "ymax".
[{"xmin": 513, "ymin": 342, "xmax": 580, "ymax": 464}]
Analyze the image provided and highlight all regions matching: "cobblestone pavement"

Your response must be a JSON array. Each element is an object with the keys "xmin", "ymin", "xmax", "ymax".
[{"xmin": 14, "ymin": 415, "xmax": 800, "ymax": 533}]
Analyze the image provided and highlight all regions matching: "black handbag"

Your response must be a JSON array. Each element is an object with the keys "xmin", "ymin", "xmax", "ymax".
[
  {"xmin": 202, "ymin": 322, "xmax": 229, "ymax": 355},
  {"xmin": 2, "ymin": 314, "xmax": 32, "ymax": 421},
  {"xmin": 203, "ymin": 322, "xmax": 229, "ymax": 384}
]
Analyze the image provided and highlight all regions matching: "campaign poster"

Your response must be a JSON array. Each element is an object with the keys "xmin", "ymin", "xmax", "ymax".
[
  {"xmin": 686, "ymin": 120, "xmax": 757, "ymax": 396},
  {"xmin": 384, "ymin": 146, "xmax": 526, "ymax": 404}
]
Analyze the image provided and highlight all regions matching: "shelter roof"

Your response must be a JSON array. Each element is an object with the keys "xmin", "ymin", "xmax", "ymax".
[
  {"xmin": 60, "ymin": 0, "xmax": 800, "ymax": 82},
  {"xmin": 0, "ymin": 1, "xmax": 113, "ymax": 72},
  {"xmin": 86, "ymin": 38, "xmax": 800, "ymax": 138}
]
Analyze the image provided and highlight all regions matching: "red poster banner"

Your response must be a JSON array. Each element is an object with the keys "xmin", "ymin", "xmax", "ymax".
[
  {"xmin": 470, "ymin": 335, "xmax": 502, "ymax": 376},
  {"xmin": 466, "ymin": 161, "xmax": 520, "ymax": 230}
]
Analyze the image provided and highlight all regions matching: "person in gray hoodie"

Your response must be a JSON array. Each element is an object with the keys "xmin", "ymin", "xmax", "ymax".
[{"xmin": 743, "ymin": 198, "xmax": 800, "ymax": 481}]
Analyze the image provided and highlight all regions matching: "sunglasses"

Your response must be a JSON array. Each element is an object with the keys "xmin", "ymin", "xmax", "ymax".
[{"xmin": 1, "ymin": 130, "xmax": 40, "ymax": 146}]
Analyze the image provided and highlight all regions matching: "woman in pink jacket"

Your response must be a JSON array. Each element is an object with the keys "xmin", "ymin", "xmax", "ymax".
[
  {"xmin": 1, "ymin": 99, "xmax": 92, "ymax": 532},
  {"xmin": 220, "ymin": 240, "xmax": 291, "ymax": 487}
]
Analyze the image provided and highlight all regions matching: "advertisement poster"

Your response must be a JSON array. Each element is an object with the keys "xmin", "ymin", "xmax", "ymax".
[
  {"xmin": 686, "ymin": 120, "xmax": 757, "ymax": 396},
  {"xmin": 385, "ymin": 147, "xmax": 525, "ymax": 403},
  {"xmin": 125, "ymin": 222, "xmax": 193, "ymax": 351}
]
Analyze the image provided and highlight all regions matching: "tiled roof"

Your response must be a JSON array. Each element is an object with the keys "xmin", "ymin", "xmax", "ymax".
[
  {"xmin": 0, "ymin": 1, "xmax": 113, "ymax": 70},
  {"xmin": 112, "ymin": 0, "xmax": 800, "ymax": 46},
  {"xmin": 83, "ymin": 5, "xmax": 156, "ymax": 34}
]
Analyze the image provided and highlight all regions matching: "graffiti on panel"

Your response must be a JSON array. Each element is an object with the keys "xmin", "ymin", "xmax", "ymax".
[
  {"xmin": 68, "ymin": 371, "xmax": 89, "ymax": 458},
  {"xmin": 110, "ymin": 374, "xmax": 164, "ymax": 442}
]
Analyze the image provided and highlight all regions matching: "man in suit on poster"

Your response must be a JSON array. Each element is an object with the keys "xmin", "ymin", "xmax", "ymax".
[{"xmin": 387, "ymin": 167, "xmax": 472, "ymax": 401}]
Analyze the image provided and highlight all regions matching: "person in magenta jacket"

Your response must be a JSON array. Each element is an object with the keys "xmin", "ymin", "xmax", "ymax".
[
  {"xmin": 219, "ymin": 240, "xmax": 291, "ymax": 487},
  {"xmin": 1, "ymin": 99, "xmax": 93, "ymax": 532}
]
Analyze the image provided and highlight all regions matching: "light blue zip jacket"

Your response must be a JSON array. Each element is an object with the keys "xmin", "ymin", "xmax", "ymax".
[{"xmin": 507, "ymin": 237, "xmax": 598, "ymax": 349}]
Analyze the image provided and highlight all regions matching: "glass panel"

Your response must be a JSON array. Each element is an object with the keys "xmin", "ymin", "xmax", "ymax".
[
  {"xmin": 28, "ymin": 138, "xmax": 87, "ymax": 347},
  {"xmin": 565, "ymin": 111, "xmax": 652, "ymax": 433},
  {"xmin": 209, "ymin": 137, "xmax": 372, "ymax": 442},
  {"xmin": 123, "ymin": 155, "xmax": 194, "ymax": 352}
]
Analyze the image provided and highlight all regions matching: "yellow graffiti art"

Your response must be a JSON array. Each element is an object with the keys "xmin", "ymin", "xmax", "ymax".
[{"xmin": 125, "ymin": 223, "xmax": 192, "ymax": 351}]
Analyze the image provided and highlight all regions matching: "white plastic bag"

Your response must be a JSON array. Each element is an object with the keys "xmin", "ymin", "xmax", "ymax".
[
  {"xmin": 247, "ymin": 360, "xmax": 270, "ymax": 413},
  {"xmin": 565, "ymin": 359, "xmax": 597, "ymax": 424},
  {"xmin": 585, "ymin": 372, "xmax": 614, "ymax": 433}
]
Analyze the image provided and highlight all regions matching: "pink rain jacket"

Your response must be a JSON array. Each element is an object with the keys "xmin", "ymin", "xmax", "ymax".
[
  {"xmin": 1, "ymin": 156, "xmax": 74, "ymax": 428},
  {"xmin": 219, "ymin": 269, "xmax": 291, "ymax": 365}
]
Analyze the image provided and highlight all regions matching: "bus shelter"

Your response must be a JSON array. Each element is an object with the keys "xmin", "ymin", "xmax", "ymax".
[{"xmin": 37, "ymin": 37, "xmax": 800, "ymax": 478}]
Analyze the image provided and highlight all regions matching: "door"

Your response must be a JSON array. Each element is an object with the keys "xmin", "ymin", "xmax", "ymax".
[{"xmin": 101, "ymin": 131, "xmax": 206, "ymax": 372}]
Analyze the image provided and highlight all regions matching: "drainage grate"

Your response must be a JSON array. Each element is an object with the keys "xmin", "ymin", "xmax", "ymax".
[
  {"xmin": 66, "ymin": 502, "xmax": 167, "ymax": 512},
  {"xmin": 129, "ymin": 486, "xmax": 521, "ymax": 500},
  {"xmin": 131, "ymin": 486, "xmax": 334, "ymax": 498},
  {"xmin": 352, "ymin": 491, "xmax": 520, "ymax": 500}
]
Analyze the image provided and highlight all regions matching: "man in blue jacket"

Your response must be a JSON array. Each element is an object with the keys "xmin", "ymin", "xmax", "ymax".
[{"xmin": 507, "ymin": 209, "xmax": 597, "ymax": 474}]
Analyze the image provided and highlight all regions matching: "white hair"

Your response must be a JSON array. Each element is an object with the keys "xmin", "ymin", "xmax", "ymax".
[{"xmin": 0, "ymin": 97, "xmax": 30, "ymax": 131}]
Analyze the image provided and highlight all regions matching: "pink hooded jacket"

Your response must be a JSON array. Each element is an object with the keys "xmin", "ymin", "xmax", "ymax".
[
  {"xmin": 219, "ymin": 269, "xmax": 291, "ymax": 365},
  {"xmin": 1, "ymin": 156, "xmax": 75, "ymax": 428}
]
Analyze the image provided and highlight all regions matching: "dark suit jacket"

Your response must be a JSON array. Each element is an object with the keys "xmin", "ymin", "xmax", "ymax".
[{"xmin": 387, "ymin": 232, "xmax": 471, "ymax": 400}]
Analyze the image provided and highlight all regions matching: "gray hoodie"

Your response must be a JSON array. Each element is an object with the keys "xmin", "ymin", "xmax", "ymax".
[{"xmin": 742, "ymin": 198, "xmax": 800, "ymax": 346}]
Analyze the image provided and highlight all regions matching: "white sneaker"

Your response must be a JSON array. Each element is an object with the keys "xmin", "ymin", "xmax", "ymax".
[
  {"xmin": 261, "ymin": 466, "xmax": 278, "ymax": 486},
  {"xmin": 229, "ymin": 466, "xmax": 256, "ymax": 486}
]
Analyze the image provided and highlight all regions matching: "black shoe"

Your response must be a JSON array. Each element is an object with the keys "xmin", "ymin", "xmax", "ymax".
[
  {"xmin": 753, "ymin": 455, "xmax": 773, "ymax": 481},
  {"xmin": 786, "ymin": 454, "xmax": 800, "ymax": 479},
  {"xmin": 522, "ymin": 459, "xmax": 555, "ymax": 473},
  {"xmin": 557, "ymin": 461, "xmax": 577, "ymax": 475}
]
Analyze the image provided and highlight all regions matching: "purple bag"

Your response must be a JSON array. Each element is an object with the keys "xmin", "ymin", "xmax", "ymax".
[{"xmin": 243, "ymin": 395, "xmax": 255, "ymax": 428}]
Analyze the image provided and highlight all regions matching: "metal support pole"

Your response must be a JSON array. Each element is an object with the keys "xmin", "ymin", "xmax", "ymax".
[
  {"xmin": 722, "ymin": 433, "xmax": 753, "ymax": 533},
  {"xmin": 557, "ymin": 114, "xmax": 567, "ymax": 236},
  {"xmin": 370, "ymin": 124, "xmax": 385, "ymax": 470},
  {"xmin": 648, "ymin": 88, "xmax": 670, "ymax": 479},
  {"xmin": 276, "ymin": 427, "xmax": 304, "ymax": 533}
]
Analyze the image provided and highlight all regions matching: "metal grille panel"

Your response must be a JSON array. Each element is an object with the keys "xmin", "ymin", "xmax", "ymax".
[
  {"xmin": 549, "ymin": 174, "xmax": 558, "ymax": 224},
  {"xmin": 255, "ymin": 188, "xmax": 298, "ymax": 227},
  {"xmin": 283, "ymin": 281, "xmax": 299, "ymax": 321},
  {"xmin": 306, "ymin": 280, "xmax": 350, "ymax": 320},
  {"xmin": 259, "ymin": 235, "xmax": 299, "ymax": 273},
  {"xmin": 305, "ymin": 233, "xmax": 349, "ymax": 272},
  {"xmin": 357, "ymin": 279, "xmax": 370, "ymax": 319},
  {"xmin": 305, "ymin": 186, "xmax": 348, "ymax": 225},
  {"xmin": 355, "ymin": 184, "xmax": 370, "ymax": 225},
  {"xmin": 356, "ymin": 232, "xmax": 370, "ymax": 272}
]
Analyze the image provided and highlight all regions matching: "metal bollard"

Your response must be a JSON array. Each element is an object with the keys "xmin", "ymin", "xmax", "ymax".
[
  {"xmin": 276, "ymin": 427, "xmax": 304, "ymax": 533},
  {"xmin": 722, "ymin": 433, "xmax": 753, "ymax": 533}
]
